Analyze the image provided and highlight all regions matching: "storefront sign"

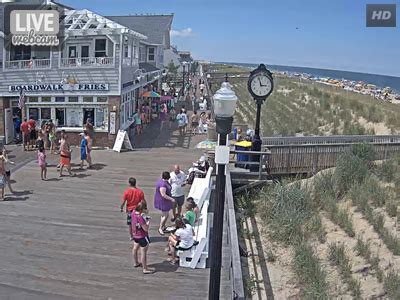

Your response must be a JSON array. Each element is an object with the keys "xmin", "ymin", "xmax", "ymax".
[
  {"xmin": 113, "ymin": 130, "xmax": 133, "ymax": 152},
  {"xmin": 109, "ymin": 111, "xmax": 116, "ymax": 134},
  {"xmin": 9, "ymin": 83, "xmax": 109, "ymax": 92}
]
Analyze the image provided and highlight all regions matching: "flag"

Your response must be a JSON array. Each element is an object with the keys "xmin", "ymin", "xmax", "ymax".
[{"xmin": 18, "ymin": 89, "xmax": 25, "ymax": 109}]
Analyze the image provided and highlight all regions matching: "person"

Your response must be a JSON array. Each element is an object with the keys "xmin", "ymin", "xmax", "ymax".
[
  {"xmin": 169, "ymin": 165, "xmax": 186, "ymax": 222},
  {"xmin": 176, "ymin": 108, "xmax": 187, "ymax": 136},
  {"xmin": 2, "ymin": 147, "xmax": 15, "ymax": 193},
  {"xmin": 84, "ymin": 118, "xmax": 95, "ymax": 145},
  {"xmin": 56, "ymin": 130, "xmax": 66, "ymax": 170},
  {"xmin": 59, "ymin": 134, "xmax": 74, "ymax": 177},
  {"xmin": 159, "ymin": 104, "xmax": 168, "ymax": 130},
  {"xmin": 200, "ymin": 82, "xmax": 205, "ymax": 95},
  {"xmin": 131, "ymin": 202, "xmax": 154, "ymax": 274},
  {"xmin": 20, "ymin": 118, "xmax": 30, "ymax": 151},
  {"xmin": 199, "ymin": 112, "xmax": 207, "ymax": 134},
  {"xmin": 79, "ymin": 131, "xmax": 92, "ymax": 169},
  {"xmin": 48, "ymin": 120, "xmax": 57, "ymax": 154},
  {"xmin": 186, "ymin": 197, "xmax": 199, "ymax": 224},
  {"xmin": 37, "ymin": 147, "xmax": 47, "ymax": 180},
  {"xmin": 28, "ymin": 117, "xmax": 36, "ymax": 148},
  {"xmin": 167, "ymin": 217, "xmax": 194, "ymax": 265},
  {"xmin": 14, "ymin": 116, "xmax": 22, "ymax": 143},
  {"xmin": 135, "ymin": 112, "xmax": 142, "ymax": 135},
  {"xmin": 120, "ymin": 177, "xmax": 146, "ymax": 240},
  {"xmin": 36, "ymin": 131, "xmax": 45, "ymax": 152},
  {"xmin": 169, "ymin": 107, "xmax": 177, "ymax": 128},
  {"xmin": 183, "ymin": 108, "xmax": 189, "ymax": 134},
  {"xmin": 0, "ymin": 155, "xmax": 6, "ymax": 200},
  {"xmin": 154, "ymin": 171, "xmax": 175, "ymax": 235},
  {"xmin": 190, "ymin": 111, "xmax": 200, "ymax": 135},
  {"xmin": 184, "ymin": 200, "xmax": 197, "ymax": 226}
]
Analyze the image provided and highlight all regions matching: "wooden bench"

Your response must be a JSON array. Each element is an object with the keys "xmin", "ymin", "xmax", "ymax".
[{"xmin": 178, "ymin": 167, "xmax": 213, "ymax": 269}]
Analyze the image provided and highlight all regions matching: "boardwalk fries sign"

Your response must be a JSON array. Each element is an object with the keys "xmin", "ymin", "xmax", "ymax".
[{"xmin": 10, "ymin": 10, "xmax": 60, "ymax": 46}]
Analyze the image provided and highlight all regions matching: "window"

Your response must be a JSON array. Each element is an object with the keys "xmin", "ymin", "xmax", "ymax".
[
  {"xmin": 56, "ymin": 108, "xmax": 66, "ymax": 126},
  {"xmin": 55, "ymin": 97, "xmax": 65, "ymax": 102},
  {"xmin": 83, "ymin": 108, "xmax": 94, "ymax": 125},
  {"xmin": 139, "ymin": 46, "xmax": 146, "ymax": 62},
  {"xmin": 83, "ymin": 97, "xmax": 93, "ymax": 102},
  {"xmin": 29, "ymin": 108, "xmax": 39, "ymax": 120},
  {"xmin": 41, "ymin": 108, "xmax": 51, "ymax": 120},
  {"xmin": 41, "ymin": 96, "xmax": 51, "ymax": 102},
  {"xmin": 148, "ymin": 47, "xmax": 155, "ymax": 61},
  {"xmin": 95, "ymin": 108, "xmax": 107, "ymax": 128},
  {"xmin": 68, "ymin": 96, "xmax": 79, "ymax": 102},
  {"xmin": 13, "ymin": 45, "xmax": 31, "ymax": 60},
  {"xmin": 124, "ymin": 45, "xmax": 129, "ymax": 58},
  {"xmin": 97, "ymin": 96, "xmax": 107, "ymax": 102},
  {"xmin": 95, "ymin": 39, "xmax": 107, "ymax": 57},
  {"xmin": 27, "ymin": 97, "xmax": 38, "ymax": 103}
]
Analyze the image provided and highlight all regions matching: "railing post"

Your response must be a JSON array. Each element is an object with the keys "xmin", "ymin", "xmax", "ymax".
[{"xmin": 258, "ymin": 151, "xmax": 263, "ymax": 180}]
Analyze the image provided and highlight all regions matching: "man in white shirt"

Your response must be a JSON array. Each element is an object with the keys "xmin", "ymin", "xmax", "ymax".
[{"xmin": 169, "ymin": 165, "xmax": 186, "ymax": 221}]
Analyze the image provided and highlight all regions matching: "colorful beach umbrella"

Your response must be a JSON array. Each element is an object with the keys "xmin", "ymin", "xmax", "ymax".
[{"xmin": 141, "ymin": 91, "xmax": 161, "ymax": 98}]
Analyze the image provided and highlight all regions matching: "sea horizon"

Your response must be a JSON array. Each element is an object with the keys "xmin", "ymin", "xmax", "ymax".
[{"xmin": 218, "ymin": 61, "xmax": 400, "ymax": 93}]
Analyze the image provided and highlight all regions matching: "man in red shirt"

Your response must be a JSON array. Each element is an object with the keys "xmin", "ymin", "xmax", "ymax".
[
  {"xmin": 120, "ymin": 177, "xmax": 146, "ymax": 240},
  {"xmin": 28, "ymin": 117, "xmax": 37, "ymax": 148},
  {"xmin": 20, "ymin": 118, "xmax": 30, "ymax": 151}
]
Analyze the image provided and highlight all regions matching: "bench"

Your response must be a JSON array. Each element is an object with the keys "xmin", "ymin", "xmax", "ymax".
[{"xmin": 178, "ymin": 167, "xmax": 213, "ymax": 269}]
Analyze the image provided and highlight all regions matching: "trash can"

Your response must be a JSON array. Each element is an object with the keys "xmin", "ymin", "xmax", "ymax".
[{"xmin": 235, "ymin": 141, "xmax": 252, "ymax": 168}]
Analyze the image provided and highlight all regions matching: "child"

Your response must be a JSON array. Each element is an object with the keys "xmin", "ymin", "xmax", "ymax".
[
  {"xmin": 184, "ymin": 200, "xmax": 197, "ymax": 226},
  {"xmin": 186, "ymin": 197, "xmax": 199, "ymax": 224},
  {"xmin": 38, "ymin": 148, "xmax": 47, "ymax": 180}
]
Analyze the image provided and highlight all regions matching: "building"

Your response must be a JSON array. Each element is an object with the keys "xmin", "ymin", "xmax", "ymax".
[{"xmin": 0, "ymin": 2, "xmax": 169, "ymax": 147}]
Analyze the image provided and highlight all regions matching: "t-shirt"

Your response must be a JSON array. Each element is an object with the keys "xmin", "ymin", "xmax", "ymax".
[
  {"xmin": 175, "ymin": 224, "xmax": 194, "ymax": 249},
  {"xmin": 20, "ymin": 122, "xmax": 29, "ymax": 133},
  {"xmin": 28, "ymin": 119, "xmax": 36, "ymax": 130},
  {"xmin": 37, "ymin": 152, "xmax": 46, "ymax": 167},
  {"xmin": 123, "ymin": 187, "xmax": 145, "ymax": 212},
  {"xmin": 185, "ymin": 210, "xmax": 196, "ymax": 226},
  {"xmin": 131, "ymin": 212, "xmax": 147, "ymax": 239},
  {"xmin": 177, "ymin": 113, "xmax": 187, "ymax": 127},
  {"xmin": 80, "ymin": 138, "xmax": 87, "ymax": 155},
  {"xmin": 169, "ymin": 171, "xmax": 185, "ymax": 197},
  {"xmin": 36, "ymin": 138, "xmax": 44, "ymax": 150}
]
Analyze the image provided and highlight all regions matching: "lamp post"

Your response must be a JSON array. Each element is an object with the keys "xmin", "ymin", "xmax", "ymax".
[
  {"xmin": 209, "ymin": 80, "xmax": 238, "ymax": 300},
  {"xmin": 182, "ymin": 61, "xmax": 188, "ymax": 97}
]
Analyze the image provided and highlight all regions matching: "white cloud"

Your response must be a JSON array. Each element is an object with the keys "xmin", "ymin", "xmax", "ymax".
[{"xmin": 171, "ymin": 28, "xmax": 194, "ymax": 38}]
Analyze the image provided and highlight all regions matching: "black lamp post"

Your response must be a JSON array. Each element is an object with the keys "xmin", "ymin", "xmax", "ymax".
[
  {"xmin": 182, "ymin": 64, "xmax": 186, "ymax": 96},
  {"xmin": 209, "ymin": 79, "xmax": 238, "ymax": 300}
]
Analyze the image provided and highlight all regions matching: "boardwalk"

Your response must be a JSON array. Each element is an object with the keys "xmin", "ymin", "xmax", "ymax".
[{"xmin": 0, "ymin": 112, "xmax": 212, "ymax": 299}]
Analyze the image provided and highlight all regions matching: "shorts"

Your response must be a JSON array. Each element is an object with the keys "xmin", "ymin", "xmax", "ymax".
[
  {"xmin": 81, "ymin": 152, "xmax": 87, "ymax": 161},
  {"xmin": 191, "ymin": 122, "xmax": 199, "ymax": 127},
  {"xmin": 175, "ymin": 240, "xmax": 192, "ymax": 251},
  {"xmin": 133, "ymin": 236, "xmax": 150, "ymax": 247},
  {"xmin": 127, "ymin": 212, "xmax": 132, "ymax": 225},
  {"xmin": 30, "ymin": 130, "xmax": 37, "ymax": 140},
  {"xmin": 5, "ymin": 170, "xmax": 10, "ymax": 177},
  {"xmin": 173, "ymin": 195, "xmax": 185, "ymax": 207},
  {"xmin": 22, "ymin": 133, "xmax": 30, "ymax": 144}
]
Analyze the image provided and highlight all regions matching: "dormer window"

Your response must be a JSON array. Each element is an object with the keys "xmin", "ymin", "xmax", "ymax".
[{"xmin": 148, "ymin": 47, "xmax": 155, "ymax": 61}]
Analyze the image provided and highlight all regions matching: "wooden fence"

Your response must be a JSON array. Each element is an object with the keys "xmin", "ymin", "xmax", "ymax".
[{"xmin": 262, "ymin": 135, "xmax": 400, "ymax": 145}]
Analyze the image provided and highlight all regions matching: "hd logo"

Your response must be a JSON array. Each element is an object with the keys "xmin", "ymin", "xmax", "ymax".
[{"xmin": 366, "ymin": 4, "xmax": 396, "ymax": 27}]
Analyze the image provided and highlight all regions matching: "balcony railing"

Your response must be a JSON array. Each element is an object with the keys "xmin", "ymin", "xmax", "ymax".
[
  {"xmin": 60, "ymin": 57, "xmax": 114, "ymax": 68},
  {"xmin": 5, "ymin": 59, "xmax": 51, "ymax": 70}
]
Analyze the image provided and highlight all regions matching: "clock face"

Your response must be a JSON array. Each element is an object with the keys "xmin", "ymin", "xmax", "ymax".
[{"xmin": 250, "ymin": 73, "xmax": 273, "ymax": 98}]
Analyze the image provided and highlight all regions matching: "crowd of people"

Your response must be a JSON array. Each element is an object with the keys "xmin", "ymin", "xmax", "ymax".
[{"xmin": 120, "ymin": 164, "xmax": 199, "ymax": 274}]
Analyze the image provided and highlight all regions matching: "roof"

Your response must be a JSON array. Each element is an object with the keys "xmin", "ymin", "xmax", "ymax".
[
  {"xmin": 106, "ymin": 15, "xmax": 173, "ymax": 45},
  {"xmin": 139, "ymin": 62, "xmax": 160, "ymax": 73}
]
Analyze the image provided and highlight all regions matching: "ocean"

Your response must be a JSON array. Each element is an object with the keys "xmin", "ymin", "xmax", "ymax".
[{"xmin": 220, "ymin": 62, "xmax": 400, "ymax": 93}]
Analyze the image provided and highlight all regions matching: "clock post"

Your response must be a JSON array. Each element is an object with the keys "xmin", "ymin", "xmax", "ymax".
[{"xmin": 247, "ymin": 64, "xmax": 274, "ymax": 168}]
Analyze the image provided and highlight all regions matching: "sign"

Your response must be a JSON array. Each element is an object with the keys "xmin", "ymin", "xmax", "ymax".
[
  {"xmin": 109, "ymin": 111, "xmax": 116, "ymax": 134},
  {"xmin": 113, "ymin": 130, "xmax": 133, "ymax": 152},
  {"xmin": 366, "ymin": 4, "xmax": 396, "ymax": 27},
  {"xmin": 9, "ymin": 83, "xmax": 109, "ymax": 92},
  {"xmin": 10, "ymin": 10, "xmax": 60, "ymax": 46}
]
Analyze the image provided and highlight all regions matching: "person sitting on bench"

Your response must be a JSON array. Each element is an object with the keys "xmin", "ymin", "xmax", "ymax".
[{"xmin": 167, "ymin": 217, "xmax": 194, "ymax": 265}]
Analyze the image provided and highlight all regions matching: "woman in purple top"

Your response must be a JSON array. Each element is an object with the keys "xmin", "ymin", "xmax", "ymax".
[
  {"xmin": 154, "ymin": 171, "xmax": 175, "ymax": 235},
  {"xmin": 159, "ymin": 104, "xmax": 168, "ymax": 130}
]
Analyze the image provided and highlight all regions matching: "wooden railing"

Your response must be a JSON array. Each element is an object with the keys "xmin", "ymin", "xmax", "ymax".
[
  {"xmin": 224, "ymin": 170, "xmax": 245, "ymax": 299},
  {"xmin": 60, "ymin": 57, "xmax": 114, "ymax": 68},
  {"xmin": 5, "ymin": 59, "xmax": 51, "ymax": 70}
]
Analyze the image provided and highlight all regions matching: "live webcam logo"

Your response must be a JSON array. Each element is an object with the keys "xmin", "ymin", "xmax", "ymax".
[{"xmin": 366, "ymin": 4, "xmax": 396, "ymax": 27}]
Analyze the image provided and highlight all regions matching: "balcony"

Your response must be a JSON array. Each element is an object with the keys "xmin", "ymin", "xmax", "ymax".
[
  {"xmin": 4, "ymin": 59, "xmax": 51, "ymax": 70},
  {"xmin": 60, "ymin": 57, "xmax": 114, "ymax": 68}
]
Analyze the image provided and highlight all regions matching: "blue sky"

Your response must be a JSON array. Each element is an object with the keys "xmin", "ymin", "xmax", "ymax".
[{"xmin": 61, "ymin": 0, "xmax": 400, "ymax": 76}]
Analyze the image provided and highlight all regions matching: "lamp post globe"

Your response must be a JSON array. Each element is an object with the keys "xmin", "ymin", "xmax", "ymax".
[{"xmin": 208, "ymin": 80, "xmax": 238, "ymax": 300}]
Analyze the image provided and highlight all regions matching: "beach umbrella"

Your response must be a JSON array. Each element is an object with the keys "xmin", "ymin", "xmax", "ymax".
[
  {"xmin": 141, "ymin": 91, "xmax": 161, "ymax": 98},
  {"xmin": 161, "ymin": 95, "xmax": 172, "ymax": 102},
  {"xmin": 196, "ymin": 140, "xmax": 217, "ymax": 149}
]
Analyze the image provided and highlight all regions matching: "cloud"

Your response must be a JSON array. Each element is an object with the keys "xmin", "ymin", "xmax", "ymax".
[{"xmin": 171, "ymin": 28, "xmax": 194, "ymax": 38}]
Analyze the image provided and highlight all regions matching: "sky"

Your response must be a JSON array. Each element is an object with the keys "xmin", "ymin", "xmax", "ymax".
[{"xmin": 61, "ymin": 0, "xmax": 400, "ymax": 77}]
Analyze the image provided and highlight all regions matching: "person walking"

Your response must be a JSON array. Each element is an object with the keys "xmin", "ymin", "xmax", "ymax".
[
  {"xmin": 135, "ymin": 112, "xmax": 142, "ymax": 135},
  {"xmin": 14, "ymin": 116, "xmax": 22, "ymax": 143},
  {"xmin": 190, "ymin": 111, "xmax": 200, "ymax": 135},
  {"xmin": 79, "ymin": 131, "xmax": 92, "ymax": 169},
  {"xmin": 154, "ymin": 171, "xmax": 175, "ymax": 235},
  {"xmin": 0, "ymin": 155, "xmax": 6, "ymax": 201},
  {"xmin": 120, "ymin": 177, "xmax": 146, "ymax": 240},
  {"xmin": 48, "ymin": 120, "xmax": 57, "ymax": 154},
  {"xmin": 28, "ymin": 117, "xmax": 37, "ymax": 149},
  {"xmin": 176, "ymin": 108, "xmax": 187, "ymax": 136},
  {"xmin": 20, "ymin": 118, "xmax": 30, "ymax": 151},
  {"xmin": 131, "ymin": 202, "xmax": 154, "ymax": 274},
  {"xmin": 169, "ymin": 165, "xmax": 186, "ymax": 222},
  {"xmin": 159, "ymin": 104, "xmax": 168, "ymax": 131},
  {"xmin": 2, "ymin": 147, "xmax": 15, "ymax": 193},
  {"xmin": 84, "ymin": 118, "xmax": 95, "ymax": 146},
  {"xmin": 37, "ymin": 147, "xmax": 47, "ymax": 180},
  {"xmin": 59, "ymin": 134, "xmax": 74, "ymax": 177}
]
